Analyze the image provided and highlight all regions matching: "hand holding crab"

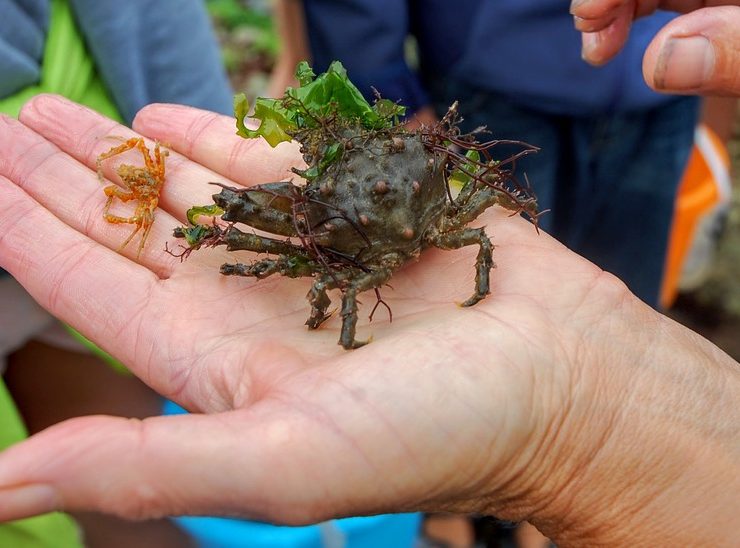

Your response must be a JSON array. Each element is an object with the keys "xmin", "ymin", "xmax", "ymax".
[{"xmin": 0, "ymin": 95, "xmax": 737, "ymax": 548}]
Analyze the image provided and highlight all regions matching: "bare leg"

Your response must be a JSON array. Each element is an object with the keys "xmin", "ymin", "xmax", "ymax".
[{"xmin": 428, "ymin": 227, "xmax": 493, "ymax": 306}]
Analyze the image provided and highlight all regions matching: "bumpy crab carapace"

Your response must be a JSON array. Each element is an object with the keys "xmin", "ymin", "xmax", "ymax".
[{"xmin": 175, "ymin": 62, "xmax": 538, "ymax": 349}]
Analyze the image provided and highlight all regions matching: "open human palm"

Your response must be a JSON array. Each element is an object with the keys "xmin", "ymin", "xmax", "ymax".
[{"xmin": 0, "ymin": 95, "xmax": 632, "ymax": 528}]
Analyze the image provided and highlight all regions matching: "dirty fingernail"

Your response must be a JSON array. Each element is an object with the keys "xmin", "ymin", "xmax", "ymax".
[
  {"xmin": 654, "ymin": 36, "xmax": 714, "ymax": 90},
  {"xmin": 0, "ymin": 484, "xmax": 59, "ymax": 521}
]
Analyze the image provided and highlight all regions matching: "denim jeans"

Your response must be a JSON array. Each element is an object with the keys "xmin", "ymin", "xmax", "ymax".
[{"xmin": 432, "ymin": 82, "xmax": 700, "ymax": 307}]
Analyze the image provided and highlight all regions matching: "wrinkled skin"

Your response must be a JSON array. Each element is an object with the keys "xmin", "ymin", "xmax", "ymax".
[
  {"xmin": 1, "ymin": 97, "xmax": 738, "ymax": 547},
  {"xmin": 202, "ymin": 132, "xmax": 502, "ymax": 349}
]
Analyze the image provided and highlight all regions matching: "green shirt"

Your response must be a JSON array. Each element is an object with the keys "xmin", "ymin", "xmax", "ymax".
[{"xmin": 0, "ymin": 1, "xmax": 120, "ymax": 545}]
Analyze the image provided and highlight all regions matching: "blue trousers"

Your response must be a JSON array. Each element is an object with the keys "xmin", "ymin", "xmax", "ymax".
[{"xmin": 432, "ymin": 84, "xmax": 699, "ymax": 307}]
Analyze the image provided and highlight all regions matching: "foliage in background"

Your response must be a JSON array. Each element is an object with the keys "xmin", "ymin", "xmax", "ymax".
[{"xmin": 207, "ymin": 0, "xmax": 278, "ymax": 95}]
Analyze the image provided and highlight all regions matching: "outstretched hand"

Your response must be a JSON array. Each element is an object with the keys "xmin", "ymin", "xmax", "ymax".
[
  {"xmin": 572, "ymin": 0, "xmax": 740, "ymax": 94},
  {"xmin": 0, "ymin": 95, "xmax": 737, "ymax": 546}
]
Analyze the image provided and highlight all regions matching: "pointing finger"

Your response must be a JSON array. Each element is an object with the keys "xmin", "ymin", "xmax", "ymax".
[{"xmin": 579, "ymin": 1, "xmax": 635, "ymax": 65}]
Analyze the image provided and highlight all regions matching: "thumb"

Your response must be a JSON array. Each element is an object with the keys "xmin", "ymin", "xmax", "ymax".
[
  {"xmin": 0, "ymin": 410, "xmax": 352, "ymax": 524},
  {"xmin": 643, "ymin": 6, "xmax": 740, "ymax": 95}
]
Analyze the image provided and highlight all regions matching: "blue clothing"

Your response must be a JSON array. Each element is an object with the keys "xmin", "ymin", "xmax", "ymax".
[
  {"xmin": 0, "ymin": 0, "xmax": 233, "ymax": 123},
  {"xmin": 172, "ymin": 513, "xmax": 422, "ymax": 548},
  {"xmin": 0, "ymin": 0, "xmax": 48, "ymax": 98},
  {"xmin": 162, "ymin": 401, "xmax": 422, "ymax": 548},
  {"xmin": 303, "ymin": 0, "xmax": 676, "ymax": 116},
  {"xmin": 67, "ymin": 0, "xmax": 233, "ymax": 123}
]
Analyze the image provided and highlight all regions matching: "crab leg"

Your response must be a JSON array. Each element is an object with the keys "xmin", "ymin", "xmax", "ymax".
[
  {"xmin": 427, "ymin": 227, "xmax": 494, "ymax": 307},
  {"xmin": 306, "ymin": 276, "xmax": 335, "ymax": 330},
  {"xmin": 448, "ymin": 185, "xmax": 503, "ymax": 229},
  {"xmin": 220, "ymin": 253, "xmax": 320, "ymax": 280},
  {"xmin": 220, "ymin": 227, "xmax": 306, "ymax": 256},
  {"xmin": 213, "ymin": 183, "xmax": 305, "ymax": 238},
  {"xmin": 101, "ymin": 187, "xmax": 148, "ymax": 256},
  {"xmin": 339, "ymin": 268, "xmax": 393, "ymax": 350}
]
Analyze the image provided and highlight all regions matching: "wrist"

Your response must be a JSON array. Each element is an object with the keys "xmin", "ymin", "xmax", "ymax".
[{"xmin": 523, "ymin": 289, "xmax": 740, "ymax": 545}]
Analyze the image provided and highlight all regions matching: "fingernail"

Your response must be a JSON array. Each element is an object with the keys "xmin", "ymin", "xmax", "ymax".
[
  {"xmin": 0, "ymin": 484, "xmax": 59, "ymax": 521},
  {"xmin": 581, "ymin": 32, "xmax": 601, "ymax": 63},
  {"xmin": 654, "ymin": 36, "xmax": 714, "ymax": 90},
  {"xmin": 570, "ymin": 0, "xmax": 590, "ymax": 15}
]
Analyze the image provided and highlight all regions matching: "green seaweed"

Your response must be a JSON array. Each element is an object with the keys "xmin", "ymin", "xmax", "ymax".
[
  {"xmin": 234, "ymin": 61, "xmax": 406, "ymax": 149},
  {"xmin": 449, "ymin": 150, "xmax": 481, "ymax": 190},
  {"xmin": 186, "ymin": 204, "xmax": 225, "ymax": 225}
]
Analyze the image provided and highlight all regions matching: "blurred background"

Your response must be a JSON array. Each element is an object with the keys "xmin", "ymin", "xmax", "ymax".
[{"xmin": 207, "ymin": 0, "xmax": 740, "ymax": 363}]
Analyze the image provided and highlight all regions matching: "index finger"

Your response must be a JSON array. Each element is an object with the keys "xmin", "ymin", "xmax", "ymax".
[
  {"xmin": 132, "ymin": 103, "xmax": 303, "ymax": 186},
  {"xmin": 581, "ymin": 5, "xmax": 635, "ymax": 65},
  {"xmin": 18, "ymin": 95, "xmax": 238, "ymax": 217}
]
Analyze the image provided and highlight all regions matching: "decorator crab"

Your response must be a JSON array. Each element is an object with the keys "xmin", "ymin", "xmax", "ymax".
[
  {"xmin": 97, "ymin": 137, "xmax": 168, "ymax": 258},
  {"xmin": 175, "ymin": 62, "xmax": 538, "ymax": 349}
]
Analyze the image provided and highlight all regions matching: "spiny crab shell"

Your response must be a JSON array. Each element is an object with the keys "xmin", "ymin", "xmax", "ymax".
[
  {"xmin": 214, "ymin": 133, "xmax": 446, "ymax": 269},
  {"xmin": 175, "ymin": 62, "xmax": 538, "ymax": 349}
]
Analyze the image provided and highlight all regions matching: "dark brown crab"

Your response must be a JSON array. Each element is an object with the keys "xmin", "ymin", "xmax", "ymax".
[
  {"xmin": 173, "ymin": 61, "xmax": 540, "ymax": 348},
  {"xmin": 175, "ymin": 100, "xmax": 538, "ymax": 349}
]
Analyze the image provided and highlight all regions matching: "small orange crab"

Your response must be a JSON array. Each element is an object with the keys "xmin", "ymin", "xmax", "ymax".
[{"xmin": 96, "ymin": 137, "xmax": 168, "ymax": 258}]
